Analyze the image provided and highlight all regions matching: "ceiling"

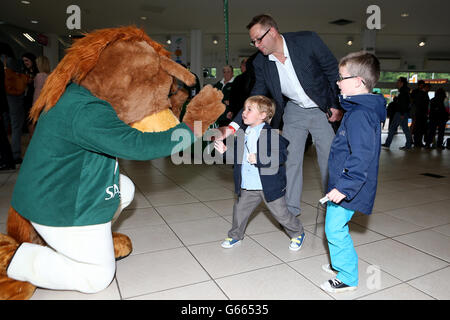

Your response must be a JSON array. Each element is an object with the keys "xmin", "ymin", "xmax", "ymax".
[{"xmin": 1, "ymin": 0, "xmax": 450, "ymax": 71}]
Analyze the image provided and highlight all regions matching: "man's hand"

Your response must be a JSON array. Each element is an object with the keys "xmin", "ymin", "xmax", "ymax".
[
  {"xmin": 327, "ymin": 108, "xmax": 343, "ymax": 122},
  {"xmin": 326, "ymin": 188, "xmax": 346, "ymax": 204}
]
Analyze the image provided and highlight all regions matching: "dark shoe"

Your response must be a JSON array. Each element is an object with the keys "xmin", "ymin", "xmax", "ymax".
[
  {"xmin": 381, "ymin": 143, "xmax": 389, "ymax": 149},
  {"xmin": 321, "ymin": 278, "xmax": 357, "ymax": 293},
  {"xmin": 399, "ymin": 146, "xmax": 411, "ymax": 150}
]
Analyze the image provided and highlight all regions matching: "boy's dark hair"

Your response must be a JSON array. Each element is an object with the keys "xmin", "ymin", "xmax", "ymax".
[
  {"xmin": 245, "ymin": 95, "xmax": 275, "ymax": 122},
  {"xmin": 246, "ymin": 14, "xmax": 279, "ymax": 32},
  {"xmin": 339, "ymin": 51, "xmax": 380, "ymax": 91}
]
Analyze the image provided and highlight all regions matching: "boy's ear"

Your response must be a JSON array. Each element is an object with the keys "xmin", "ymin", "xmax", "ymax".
[{"xmin": 259, "ymin": 111, "xmax": 268, "ymax": 122}]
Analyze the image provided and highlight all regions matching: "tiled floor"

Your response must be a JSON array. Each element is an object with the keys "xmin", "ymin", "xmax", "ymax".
[{"xmin": 0, "ymin": 132, "xmax": 449, "ymax": 300}]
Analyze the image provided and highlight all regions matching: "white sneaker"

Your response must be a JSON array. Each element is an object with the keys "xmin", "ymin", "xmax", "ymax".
[
  {"xmin": 322, "ymin": 264, "xmax": 338, "ymax": 275},
  {"xmin": 320, "ymin": 278, "xmax": 357, "ymax": 293},
  {"xmin": 221, "ymin": 238, "xmax": 241, "ymax": 249}
]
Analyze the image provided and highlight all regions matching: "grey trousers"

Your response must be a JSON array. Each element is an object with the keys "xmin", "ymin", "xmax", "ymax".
[
  {"xmin": 282, "ymin": 102, "xmax": 335, "ymax": 216},
  {"xmin": 228, "ymin": 189, "xmax": 304, "ymax": 241},
  {"xmin": 6, "ymin": 94, "xmax": 25, "ymax": 160}
]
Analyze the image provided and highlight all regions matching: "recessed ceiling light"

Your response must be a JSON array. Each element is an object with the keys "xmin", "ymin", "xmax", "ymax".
[
  {"xmin": 23, "ymin": 33, "xmax": 35, "ymax": 42},
  {"xmin": 400, "ymin": 13, "xmax": 409, "ymax": 17},
  {"xmin": 21, "ymin": 1, "xmax": 31, "ymax": 4},
  {"xmin": 30, "ymin": 20, "xmax": 38, "ymax": 24},
  {"xmin": 418, "ymin": 41, "xmax": 426, "ymax": 47},
  {"xmin": 140, "ymin": 16, "xmax": 147, "ymax": 20}
]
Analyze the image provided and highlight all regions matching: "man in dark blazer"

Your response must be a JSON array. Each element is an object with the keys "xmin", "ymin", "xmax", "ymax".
[{"xmin": 226, "ymin": 14, "xmax": 342, "ymax": 221}]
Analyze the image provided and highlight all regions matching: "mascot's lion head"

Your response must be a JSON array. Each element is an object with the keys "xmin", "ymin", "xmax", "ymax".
[{"xmin": 30, "ymin": 26, "xmax": 196, "ymax": 132}]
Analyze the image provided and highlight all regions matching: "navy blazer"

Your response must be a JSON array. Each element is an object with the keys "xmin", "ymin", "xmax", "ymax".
[
  {"xmin": 234, "ymin": 31, "xmax": 340, "ymax": 129},
  {"xmin": 228, "ymin": 123, "xmax": 289, "ymax": 202}
]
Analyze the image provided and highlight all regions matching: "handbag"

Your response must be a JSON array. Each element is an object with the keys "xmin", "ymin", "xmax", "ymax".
[{"xmin": 3, "ymin": 58, "xmax": 29, "ymax": 96}]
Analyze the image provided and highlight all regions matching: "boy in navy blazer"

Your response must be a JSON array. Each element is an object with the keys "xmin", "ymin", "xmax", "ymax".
[{"xmin": 215, "ymin": 95, "xmax": 305, "ymax": 250}]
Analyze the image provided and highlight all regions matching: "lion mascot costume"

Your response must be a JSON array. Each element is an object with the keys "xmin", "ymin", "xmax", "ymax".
[{"xmin": 0, "ymin": 26, "xmax": 225, "ymax": 299}]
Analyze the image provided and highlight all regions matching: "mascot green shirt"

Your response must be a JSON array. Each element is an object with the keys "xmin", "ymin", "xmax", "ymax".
[{"xmin": 11, "ymin": 83, "xmax": 195, "ymax": 227}]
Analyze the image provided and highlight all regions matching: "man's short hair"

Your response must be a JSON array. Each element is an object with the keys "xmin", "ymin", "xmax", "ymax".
[
  {"xmin": 398, "ymin": 77, "xmax": 408, "ymax": 86},
  {"xmin": 245, "ymin": 95, "xmax": 276, "ymax": 122},
  {"xmin": 246, "ymin": 14, "xmax": 279, "ymax": 32},
  {"xmin": 339, "ymin": 51, "xmax": 380, "ymax": 91}
]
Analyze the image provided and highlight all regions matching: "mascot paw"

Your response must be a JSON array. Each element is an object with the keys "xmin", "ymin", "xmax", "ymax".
[
  {"xmin": 0, "ymin": 275, "xmax": 36, "ymax": 300},
  {"xmin": 0, "ymin": 234, "xmax": 19, "ymax": 276},
  {"xmin": 113, "ymin": 232, "xmax": 132, "ymax": 261},
  {"xmin": 182, "ymin": 85, "xmax": 225, "ymax": 137},
  {"xmin": 0, "ymin": 235, "xmax": 35, "ymax": 300}
]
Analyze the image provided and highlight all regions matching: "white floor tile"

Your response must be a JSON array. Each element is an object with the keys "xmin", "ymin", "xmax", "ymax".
[
  {"xmin": 155, "ymin": 202, "xmax": 219, "ymax": 223},
  {"xmin": 216, "ymin": 264, "xmax": 331, "ymax": 300},
  {"xmin": 118, "ymin": 224, "xmax": 183, "ymax": 255},
  {"xmin": 356, "ymin": 239, "xmax": 448, "ymax": 281},
  {"xmin": 146, "ymin": 190, "xmax": 199, "ymax": 207},
  {"xmin": 351, "ymin": 212, "xmax": 425, "ymax": 237},
  {"xmin": 383, "ymin": 200, "xmax": 450, "ymax": 228},
  {"xmin": 203, "ymin": 199, "xmax": 237, "ymax": 216},
  {"xmin": 393, "ymin": 229, "xmax": 450, "ymax": 262},
  {"xmin": 358, "ymin": 283, "xmax": 434, "ymax": 300},
  {"xmin": 113, "ymin": 207, "xmax": 166, "ymax": 231},
  {"xmin": 115, "ymin": 247, "xmax": 210, "ymax": 299},
  {"xmin": 188, "ymin": 238, "xmax": 282, "ymax": 279},
  {"xmin": 432, "ymin": 224, "xmax": 450, "ymax": 237},
  {"xmin": 130, "ymin": 281, "xmax": 228, "ymax": 300},
  {"xmin": 408, "ymin": 267, "xmax": 450, "ymax": 300},
  {"xmin": 169, "ymin": 217, "xmax": 231, "ymax": 246},
  {"xmin": 252, "ymin": 229, "xmax": 328, "ymax": 262}
]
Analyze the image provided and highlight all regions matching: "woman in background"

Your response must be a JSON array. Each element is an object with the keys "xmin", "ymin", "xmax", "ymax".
[{"xmin": 30, "ymin": 56, "xmax": 51, "ymax": 137}]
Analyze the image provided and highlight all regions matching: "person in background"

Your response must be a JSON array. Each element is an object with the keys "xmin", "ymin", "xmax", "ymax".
[
  {"xmin": 22, "ymin": 53, "xmax": 38, "ymax": 137},
  {"xmin": 1, "ymin": 43, "xmax": 26, "ymax": 164},
  {"xmin": 29, "ymin": 56, "xmax": 51, "ymax": 138},
  {"xmin": 425, "ymin": 88, "xmax": 449, "ymax": 149},
  {"xmin": 213, "ymin": 65, "xmax": 235, "ymax": 127},
  {"xmin": 382, "ymin": 77, "xmax": 413, "ymax": 150},
  {"xmin": 410, "ymin": 80, "xmax": 430, "ymax": 147},
  {"xmin": 228, "ymin": 53, "xmax": 257, "ymax": 121},
  {"xmin": 0, "ymin": 56, "xmax": 15, "ymax": 171}
]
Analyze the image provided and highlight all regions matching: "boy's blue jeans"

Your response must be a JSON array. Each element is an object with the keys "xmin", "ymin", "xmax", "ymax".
[{"xmin": 325, "ymin": 202, "xmax": 358, "ymax": 287}]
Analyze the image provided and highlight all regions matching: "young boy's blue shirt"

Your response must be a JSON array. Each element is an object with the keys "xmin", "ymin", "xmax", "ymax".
[
  {"xmin": 327, "ymin": 93, "xmax": 387, "ymax": 215},
  {"xmin": 241, "ymin": 122, "xmax": 265, "ymax": 190},
  {"xmin": 228, "ymin": 123, "xmax": 289, "ymax": 202}
]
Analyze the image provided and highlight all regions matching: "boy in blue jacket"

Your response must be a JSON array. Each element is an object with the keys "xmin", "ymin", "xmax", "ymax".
[
  {"xmin": 320, "ymin": 52, "xmax": 386, "ymax": 293},
  {"xmin": 214, "ymin": 95, "xmax": 305, "ymax": 251}
]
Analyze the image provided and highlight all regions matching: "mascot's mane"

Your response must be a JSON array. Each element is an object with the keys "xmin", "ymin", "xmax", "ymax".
[{"xmin": 30, "ymin": 26, "xmax": 171, "ymax": 123}]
